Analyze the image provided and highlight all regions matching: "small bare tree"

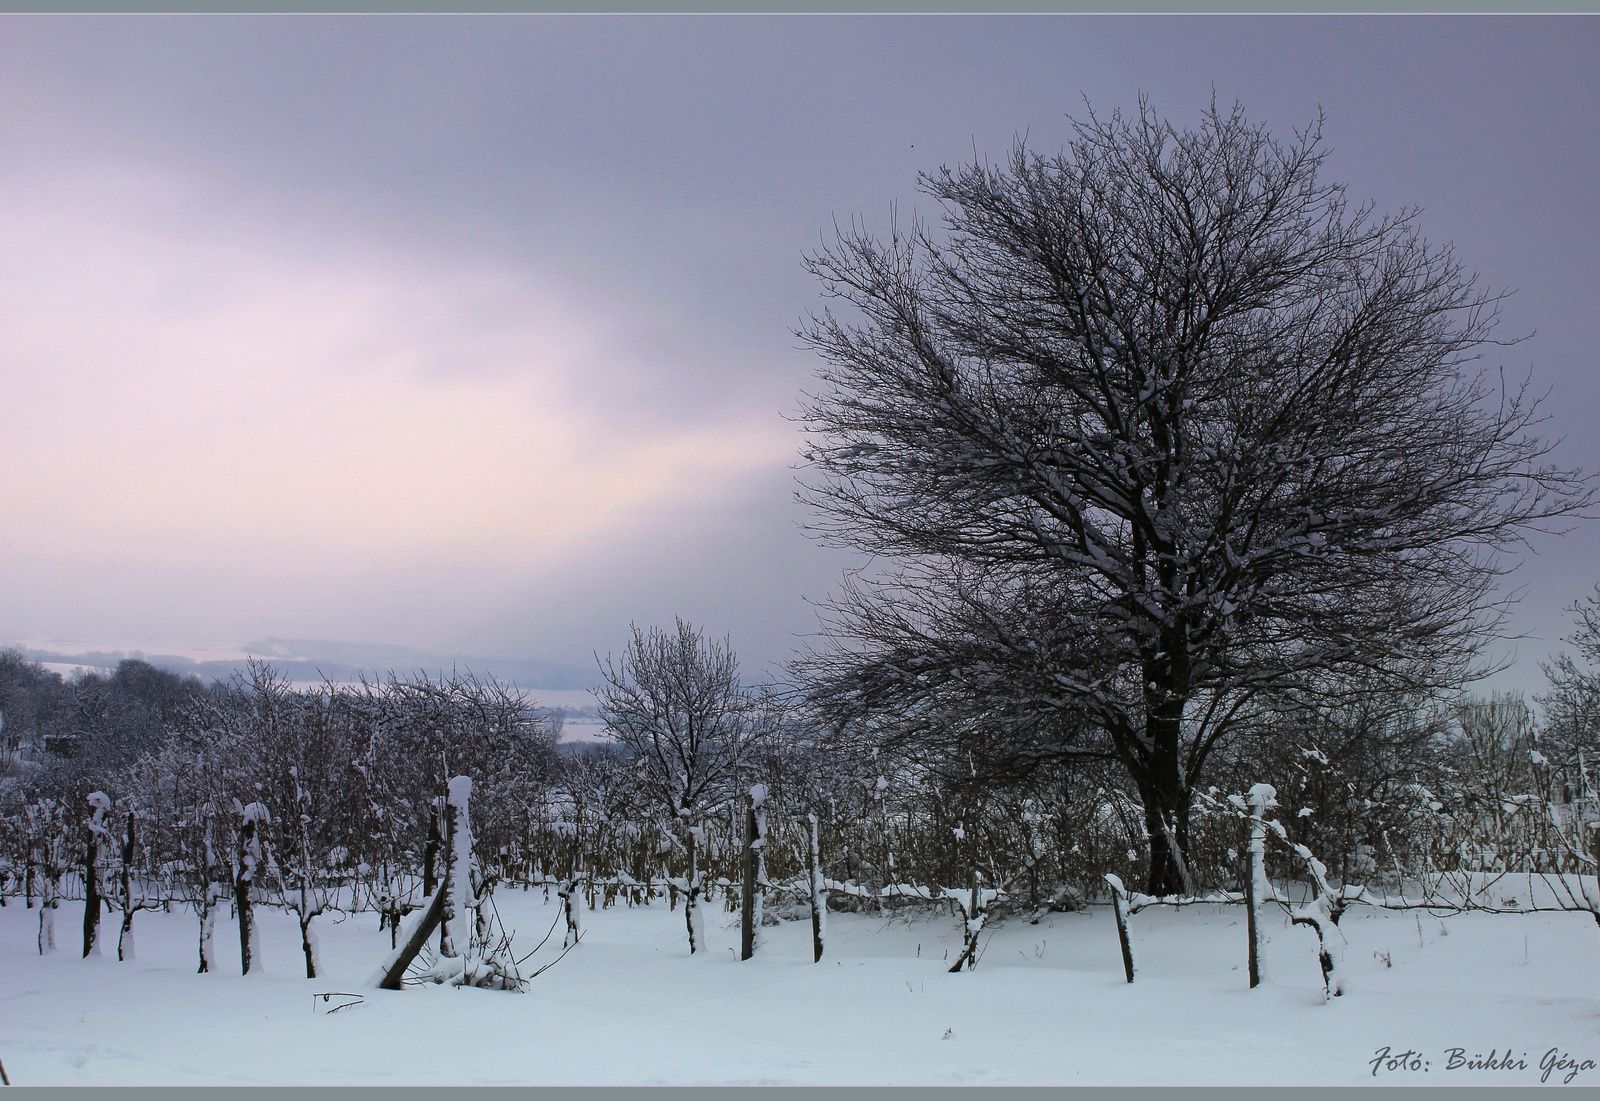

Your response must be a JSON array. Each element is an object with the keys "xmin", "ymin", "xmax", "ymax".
[
  {"xmin": 1540, "ymin": 585, "xmax": 1600, "ymax": 799},
  {"xmin": 28, "ymin": 800, "xmax": 63, "ymax": 955},
  {"xmin": 595, "ymin": 619, "xmax": 768, "ymax": 955},
  {"xmin": 81, "ymin": 791, "xmax": 111, "ymax": 957},
  {"xmin": 112, "ymin": 805, "xmax": 159, "ymax": 961},
  {"xmin": 235, "ymin": 799, "xmax": 269, "ymax": 975},
  {"xmin": 276, "ymin": 767, "xmax": 335, "ymax": 979},
  {"xmin": 125, "ymin": 727, "xmax": 242, "ymax": 974}
]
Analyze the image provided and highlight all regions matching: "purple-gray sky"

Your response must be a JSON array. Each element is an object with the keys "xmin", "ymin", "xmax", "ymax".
[{"xmin": 0, "ymin": 14, "xmax": 1595, "ymax": 691}]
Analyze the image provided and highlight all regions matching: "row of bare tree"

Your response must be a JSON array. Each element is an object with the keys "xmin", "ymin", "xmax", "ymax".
[{"xmin": 3, "ymin": 603, "xmax": 1597, "ymax": 982}]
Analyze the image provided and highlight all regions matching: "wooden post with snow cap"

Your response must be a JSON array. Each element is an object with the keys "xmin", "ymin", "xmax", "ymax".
[
  {"xmin": 740, "ymin": 783, "xmax": 768, "ymax": 961},
  {"xmin": 1244, "ymin": 783, "xmax": 1277, "ymax": 989},
  {"xmin": 808, "ymin": 812, "xmax": 825, "ymax": 962},
  {"xmin": 740, "ymin": 793, "xmax": 756, "ymax": 960},
  {"xmin": 236, "ymin": 800, "xmax": 269, "ymax": 975},
  {"xmin": 440, "ymin": 775, "xmax": 474, "ymax": 960},
  {"xmin": 1104, "ymin": 873, "xmax": 1135, "ymax": 983},
  {"xmin": 82, "ymin": 792, "xmax": 111, "ymax": 958}
]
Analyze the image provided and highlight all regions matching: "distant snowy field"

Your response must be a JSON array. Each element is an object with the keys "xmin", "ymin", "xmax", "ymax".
[
  {"xmin": 532, "ymin": 688, "xmax": 607, "ymax": 744},
  {"xmin": 2, "ymin": 893, "xmax": 1598, "ymax": 1086}
]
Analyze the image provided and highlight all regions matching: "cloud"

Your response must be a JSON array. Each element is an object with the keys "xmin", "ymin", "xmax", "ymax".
[{"xmin": 0, "ymin": 160, "xmax": 795, "ymax": 625}]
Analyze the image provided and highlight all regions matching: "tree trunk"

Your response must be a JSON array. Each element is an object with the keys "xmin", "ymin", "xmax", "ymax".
[
  {"xmin": 949, "ymin": 820, "xmax": 983, "ymax": 973},
  {"xmin": 82, "ymin": 827, "xmax": 102, "ymax": 958},
  {"xmin": 385, "ymin": 886, "xmax": 406, "ymax": 951},
  {"xmin": 1130, "ymin": 672, "xmax": 1195, "ymax": 898},
  {"xmin": 82, "ymin": 795, "xmax": 111, "ymax": 959},
  {"xmin": 37, "ymin": 865, "xmax": 56, "ymax": 955},
  {"xmin": 82, "ymin": 793, "xmax": 116, "ymax": 959},
  {"xmin": 1285, "ymin": 833, "xmax": 1347, "ymax": 1001},
  {"xmin": 197, "ymin": 882, "xmax": 220, "ymax": 974},
  {"xmin": 117, "ymin": 811, "xmax": 137, "ymax": 961},
  {"xmin": 116, "ymin": 902, "xmax": 136, "ymax": 961},
  {"xmin": 300, "ymin": 915, "xmax": 320, "ymax": 979},
  {"xmin": 235, "ymin": 862, "xmax": 254, "ymax": 975},
  {"xmin": 559, "ymin": 879, "xmax": 582, "ymax": 948},
  {"xmin": 296, "ymin": 816, "xmax": 320, "ymax": 978},
  {"xmin": 1135, "ymin": 774, "xmax": 1192, "ymax": 898},
  {"xmin": 1290, "ymin": 901, "xmax": 1345, "ymax": 1000},
  {"xmin": 236, "ymin": 809, "xmax": 263, "ymax": 975},
  {"xmin": 684, "ymin": 824, "xmax": 704, "ymax": 955},
  {"xmin": 197, "ymin": 817, "xmax": 220, "ymax": 974}
]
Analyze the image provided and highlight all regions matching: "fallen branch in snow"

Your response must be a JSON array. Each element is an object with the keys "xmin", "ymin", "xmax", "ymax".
[
  {"xmin": 312, "ymin": 991, "xmax": 365, "ymax": 1014},
  {"xmin": 370, "ymin": 881, "xmax": 447, "ymax": 990}
]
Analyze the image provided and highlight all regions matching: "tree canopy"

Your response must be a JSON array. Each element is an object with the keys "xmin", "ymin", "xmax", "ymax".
[{"xmin": 796, "ymin": 100, "xmax": 1591, "ymax": 894}]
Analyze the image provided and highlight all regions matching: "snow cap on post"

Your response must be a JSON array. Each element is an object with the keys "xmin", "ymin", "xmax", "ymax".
[
  {"xmin": 441, "ymin": 775, "xmax": 477, "ymax": 963},
  {"xmin": 1247, "ymin": 784, "xmax": 1278, "ymax": 810},
  {"xmin": 242, "ymin": 802, "xmax": 271, "ymax": 825},
  {"xmin": 748, "ymin": 783, "xmax": 768, "ymax": 808},
  {"xmin": 86, "ymin": 792, "xmax": 112, "ymax": 814}
]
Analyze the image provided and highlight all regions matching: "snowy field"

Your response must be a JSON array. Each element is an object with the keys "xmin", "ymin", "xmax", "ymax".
[{"xmin": 2, "ymin": 890, "xmax": 1598, "ymax": 1087}]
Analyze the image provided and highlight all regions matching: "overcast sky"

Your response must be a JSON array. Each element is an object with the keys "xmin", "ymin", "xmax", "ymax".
[{"xmin": 0, "ymin": 14, "xmax": 1595, "ymax": 691}]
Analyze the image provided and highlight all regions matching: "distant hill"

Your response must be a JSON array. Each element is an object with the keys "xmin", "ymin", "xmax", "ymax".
[{"xmin": 22, "ymin": 637, "xmax": 594, "ymax": 691}]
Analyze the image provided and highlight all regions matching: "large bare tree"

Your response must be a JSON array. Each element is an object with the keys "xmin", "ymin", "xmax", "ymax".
[{"xmin": 796, "ymin": 99, "xmax": 1590, "ymax": 895}]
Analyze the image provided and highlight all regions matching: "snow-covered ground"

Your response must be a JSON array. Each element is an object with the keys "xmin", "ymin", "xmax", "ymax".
[{"xmin": 2, "ymin": 891, "xmax": 1597, "ymax": 1086}]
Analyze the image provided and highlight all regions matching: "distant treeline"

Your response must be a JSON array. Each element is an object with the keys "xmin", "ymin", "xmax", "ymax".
[{"xmin": 19, "ymin": 639, "xmax": 593, "ymax": 691}]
